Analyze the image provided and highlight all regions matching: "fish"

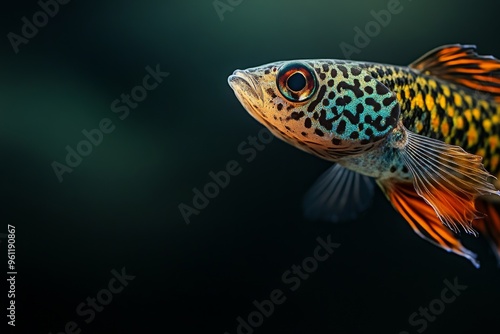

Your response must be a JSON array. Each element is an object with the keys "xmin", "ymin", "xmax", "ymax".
[{"xmin": 227, "ymin": 44, "xmax": 500, "ymax": 268}]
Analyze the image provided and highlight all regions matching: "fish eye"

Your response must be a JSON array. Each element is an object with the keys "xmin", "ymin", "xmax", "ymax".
[
  {"xmin": 277, "ymin": 62, "xmax": 317, "ymax": 102},
  {"xmin": 287, "ymin": 72, "xmax": 306, "ymax": 91}
]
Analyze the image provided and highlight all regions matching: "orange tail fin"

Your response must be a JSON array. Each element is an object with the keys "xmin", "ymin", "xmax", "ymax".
[
  {"xmin": 379, "ymin": 180, "xmax": 479, "ymax": 267},
  {"xmin": 474, "ymin": 200, "xmax": 500, "ymax": 265}
]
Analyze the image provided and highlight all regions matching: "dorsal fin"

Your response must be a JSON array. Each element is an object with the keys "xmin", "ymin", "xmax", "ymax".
[{"xmin": 409, "ymin": 44, "xmax": 500, "ymax": 103}]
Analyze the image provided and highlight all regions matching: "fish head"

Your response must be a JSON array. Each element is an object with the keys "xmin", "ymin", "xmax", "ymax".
[{"xmin": 228, "ymin": 60, "xmax": 400, "ymax": 160}]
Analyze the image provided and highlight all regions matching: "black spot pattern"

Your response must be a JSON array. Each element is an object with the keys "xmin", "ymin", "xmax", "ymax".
[
  {"xmin": 356, "ymin": 103, "xmax": 364, "ymax": 113},
  {"xmin": 319, "ymin": 109, "xmax": 335, "ymax": 131},
  {"xmin": 337, "ymin": 80, "xmax": 364, "ymax": 98},
  {"xmin": 376, "ymin": 82, "xmax": 388, "ymax": 95},
  {"xmin": 331, "ymin": 138, "xmax": 342, "ymax": 145},
  {"xmin": 266, "ymin": 88, "xmax": 277, "ymax": 99},
  {"xmin": 304, "ymin": 118, "xmax": 312, "ymax": 128},
  {"xmin": 372, "ymin": 116, "xmax": 386, "ymax": 131},
  {"xmin": 351, "ymin": 67, "xmax": 361, "ymax": 76},
  {"xmin": 338, "ymin": 65, "xmax": 349, "ymax": 78},
  {"xmin": 315, "ymin": 129, "xmax": 324, "ymax": 137},
  {"xmin": 343, "ymin": 108, "xmax": 360, "ymax": 125},
  {"xmin": 307, "ymin": 85, "xmax": 327, "ymax": 112},
  {"xmin": 336, "ymin": 120, "xmax": 346, "ymax": 134},
  {"xmin": 290, "ymin": 111, "xmax": 305, "ymax": 120},
  {"xmin": 383, "ymin": 97, "xmax": 395, "ymax": 106},
  {"xmin": 365, "ymin": 98, "xmax": 381, "ymax": 112}
]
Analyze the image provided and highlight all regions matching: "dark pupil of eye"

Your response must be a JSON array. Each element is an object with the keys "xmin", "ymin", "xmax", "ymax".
[{"xmin": 287, "ymin": 72, "xmax": 306, "ymax": 92}]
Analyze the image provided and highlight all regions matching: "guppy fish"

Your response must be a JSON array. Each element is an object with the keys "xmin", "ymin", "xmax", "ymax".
[{"xmin": 228, "ymin": 44, "xmax": 500, "ymax": 268}]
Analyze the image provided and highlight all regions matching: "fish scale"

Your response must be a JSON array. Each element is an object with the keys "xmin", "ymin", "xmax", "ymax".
[
  {"xmin": 362, "ymin": 63, "xmax": 500, "ymax": 174},
  {"xmin": 228, "ymin": 44, "xmax": 500, "ymax": 267}
]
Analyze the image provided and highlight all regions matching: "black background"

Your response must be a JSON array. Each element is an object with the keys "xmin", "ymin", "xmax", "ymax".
[{"xmin": 1, "ymin": 0, "xmax": 500, "ymax": 333}]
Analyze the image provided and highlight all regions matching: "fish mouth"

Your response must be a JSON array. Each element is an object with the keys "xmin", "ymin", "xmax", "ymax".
[{"xmin": 227, "ymin": 70, "xmax": 263, "ymax": 108}]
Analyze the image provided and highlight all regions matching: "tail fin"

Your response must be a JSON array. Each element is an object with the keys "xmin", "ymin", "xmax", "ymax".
[
  {"xmin": 378, "ymin": 179, "xmax": 479, "ymax": 267},
  {"xmin": 474, "ymin": 199, "xmax": 500, "ymax": 265}
]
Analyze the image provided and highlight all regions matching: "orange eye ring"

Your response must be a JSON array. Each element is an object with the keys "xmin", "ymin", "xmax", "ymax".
[{"xmin": 277, "ymin": 62, "xmax": 317, "ymax": 102}]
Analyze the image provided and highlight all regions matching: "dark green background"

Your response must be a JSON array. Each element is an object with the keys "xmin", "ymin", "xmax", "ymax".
[{"xmin": 2, "ymin": 0, "xmax": 499, "ymax": 333}]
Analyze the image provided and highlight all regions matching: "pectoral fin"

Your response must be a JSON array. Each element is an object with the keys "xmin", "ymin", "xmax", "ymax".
[
  {"xmin": 397, "ymin": 128, "xmax": 500, "ymax": 235},
  {"xmin": 303, "ymin": 164, "xmax": 375, "ymax": 223}
]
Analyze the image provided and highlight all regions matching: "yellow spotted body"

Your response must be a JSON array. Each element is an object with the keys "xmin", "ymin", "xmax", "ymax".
[{"xmin": 363, "ymin": 63, "xmax": 500, "ymax": 175}]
